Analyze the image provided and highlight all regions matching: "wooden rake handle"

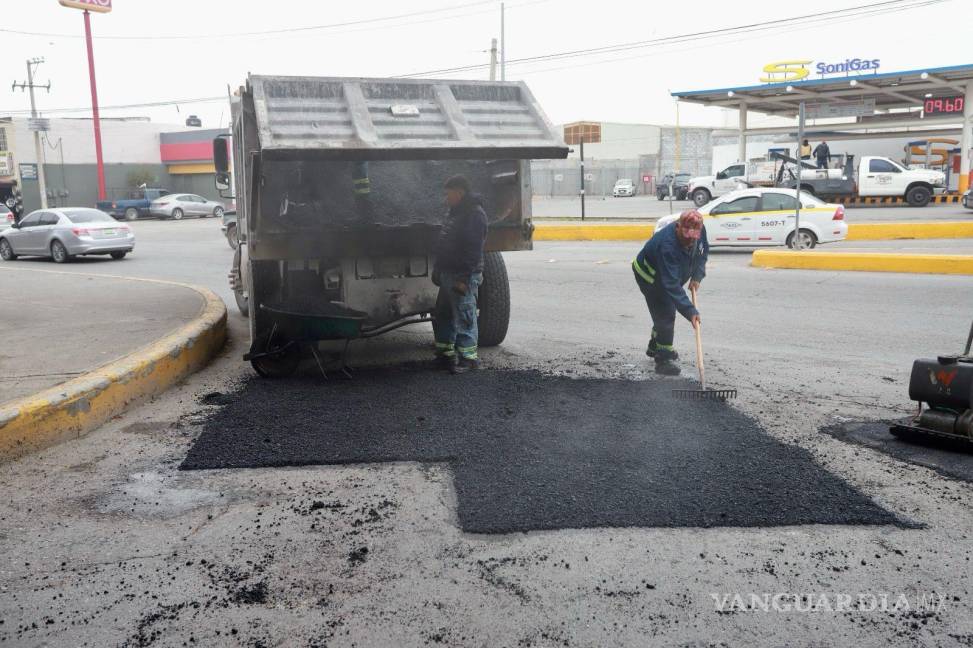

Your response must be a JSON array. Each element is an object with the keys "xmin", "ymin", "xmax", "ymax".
[{"xmin": 690, "ymin": 286, "xmax": 705, "ymax": 390}]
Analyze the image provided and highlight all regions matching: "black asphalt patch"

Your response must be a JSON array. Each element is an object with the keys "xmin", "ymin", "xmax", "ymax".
[
  {"xmin": 182, "ymin": 368, "xmax": 906, "ymax": 533},
  {"xmin": 824, "ymin": 421, "xmax": 973, "ymax": 483}
]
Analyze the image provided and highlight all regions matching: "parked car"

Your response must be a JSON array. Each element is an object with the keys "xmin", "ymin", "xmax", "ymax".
[
  {"xmin": 221, "ymin": 210, "xmax": 239, "ymax": 249},
  {"xmin": 654, "ymin": 187, "xmax": 847, "ymax": 249},
  {"xmin": 0, "ymin": 205, "xmax": 13, "ymax": 230},
  {"xmin": 96, "ymin": 187, "xmax": 170, "ymax": 221},
  {"xmin": 964, "ymin": 190, "xmax": 972, "ymax": 210},
  {"xmin": 613, "ymin": 178, "xmax": 636, "ymax": 197},
  {"xmin": 149, "ymin": 194, "xmax": 225, "ymax": 220},
  {"xmin": 0, "ymin": 208, "xmax": 134, "ymax": 263},
  {"xmin": 656, "ymin": 173, "xmax": 691, "ymax": 200}
]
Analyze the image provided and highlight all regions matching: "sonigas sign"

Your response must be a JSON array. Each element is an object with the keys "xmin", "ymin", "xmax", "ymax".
[{"xmin": 59, "ymin": 0, "xmax": 112, "ymax": 12}]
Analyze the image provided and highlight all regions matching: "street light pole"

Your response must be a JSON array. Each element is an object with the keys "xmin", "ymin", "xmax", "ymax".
[
  {"xmin": 500, "ymin": 2, "xmax": 506, "ymax": 81},
  {"xmin": 489, "ymin": 38, "xmax": 498, "ymax": 81},
  {"xmin": 83, "ymin": 9, "xmax": 107, "ymax": 202},
  {"xmin": 579, "ymin": 138, "xmax": 585, "ymax": 221}
]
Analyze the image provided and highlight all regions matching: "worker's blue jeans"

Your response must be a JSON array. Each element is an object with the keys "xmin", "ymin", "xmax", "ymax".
[
  {"xmin": 433, "ymin": 272, "xmax": 483, "ymax": 360},
  {"xmin": 633, "ymin": 267, "xmax": 676, "ymax": 349}
]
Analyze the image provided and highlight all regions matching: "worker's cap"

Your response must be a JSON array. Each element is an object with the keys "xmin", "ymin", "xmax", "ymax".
[
  {"xmin": 676, "ymin": 209, "xmax": 703, "ymax": 239},
  {"xmin": 443, "ymin": 175, "xmax": 472, "ymax": 193}
]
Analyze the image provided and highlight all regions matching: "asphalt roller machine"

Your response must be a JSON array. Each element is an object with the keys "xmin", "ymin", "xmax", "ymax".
[{"xmin": 890, "ymin": 321, "xmax": 973, "ymax": 445}]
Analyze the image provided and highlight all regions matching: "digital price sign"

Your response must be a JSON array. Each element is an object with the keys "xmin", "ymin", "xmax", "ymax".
[{"xmin": 924, "ymin": 96, "xmax": 965, "ymax": 116}]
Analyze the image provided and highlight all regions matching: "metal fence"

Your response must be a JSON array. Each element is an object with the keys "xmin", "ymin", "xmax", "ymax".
[{"xmin": 531, "ymin": 159, "xmax": 651, "ymax": 197}]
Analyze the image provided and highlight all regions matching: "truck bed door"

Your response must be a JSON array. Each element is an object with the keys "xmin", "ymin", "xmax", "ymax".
[{"xmin": 859, "ymin": 158, "xmax": 901, "ymax": 196}]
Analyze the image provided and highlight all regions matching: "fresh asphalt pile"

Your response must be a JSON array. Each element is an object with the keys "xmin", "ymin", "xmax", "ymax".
[
  {"xmin": 182, "ymin": 368, "xmax": 908, "ymax": 533},
  {"xmin": 824, "ymin": 421, "xmax": 973, "ymax": 483}
]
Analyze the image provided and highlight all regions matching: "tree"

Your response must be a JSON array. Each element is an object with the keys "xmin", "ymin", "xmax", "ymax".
[{"xmin": 126, "ymin": 168, "xmax": 156, "ymax": 188}]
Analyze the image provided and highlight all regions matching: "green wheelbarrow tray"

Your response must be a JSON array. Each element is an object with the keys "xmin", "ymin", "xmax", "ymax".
[{"xmin": 261, "ymin": 298, "xmax": 369, "ymax": 341}]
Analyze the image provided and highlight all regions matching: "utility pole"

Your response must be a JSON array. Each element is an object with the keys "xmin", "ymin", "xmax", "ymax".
[
  {"xmin": 489, "ymin": 38, "xmax": 498, "ymax": 81},
  {"xmin": 500, "ymin": 2, "xmax": 506, "ymax": 81},
  {"xmin": 12, "ymin": 58, "xmax": 51, "ymax": 209}
]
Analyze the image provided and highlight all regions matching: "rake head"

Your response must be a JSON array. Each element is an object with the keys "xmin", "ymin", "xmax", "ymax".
[{"xmin": 672, "ymin": 388, "xmax": 738, "ymax": 402}]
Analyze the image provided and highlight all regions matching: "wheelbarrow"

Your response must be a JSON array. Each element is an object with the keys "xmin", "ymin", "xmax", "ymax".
[{"xmin": 245, "ymin": 298, "xmax": 369, "ymax": 379}]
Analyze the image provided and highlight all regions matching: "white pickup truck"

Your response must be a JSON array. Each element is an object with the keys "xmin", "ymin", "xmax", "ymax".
[{"xmin": 688, "ymin": 155, "xmax": 946, "ymax": 207}]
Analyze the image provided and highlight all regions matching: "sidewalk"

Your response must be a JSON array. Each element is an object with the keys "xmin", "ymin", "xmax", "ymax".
[{"xmin": 0, "ymin": 267, "xmax": 206, "ymax": 404}]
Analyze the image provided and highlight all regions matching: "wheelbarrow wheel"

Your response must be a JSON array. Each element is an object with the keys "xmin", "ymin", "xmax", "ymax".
[{"xmin": 251, "ymin": 346, "xmax": 301, "ymax": 378}]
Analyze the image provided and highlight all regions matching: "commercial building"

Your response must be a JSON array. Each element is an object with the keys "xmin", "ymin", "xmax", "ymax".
[
  {"xmin": 0, "ymin": 117, "xmax": 228, "ymax": 213},
  {"xmin": 532, "ymin": 121, "xmax": 715, "ymax": 196}
]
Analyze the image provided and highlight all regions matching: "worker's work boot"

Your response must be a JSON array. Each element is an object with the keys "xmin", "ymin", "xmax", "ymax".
[
  {"xmin": 452, "ymin": 356, "xmax": 480, "ymax": 375},
  {"xmin": 646, "ymin": 339, "xmax": 678, "ymax": 360},
  {"xmin": 653, "ymin": 349, "xmax": 681, "ymax": 376},
  {"xmin": 436, "ymin": 354, "xmax": 457, "ymax": 372}
]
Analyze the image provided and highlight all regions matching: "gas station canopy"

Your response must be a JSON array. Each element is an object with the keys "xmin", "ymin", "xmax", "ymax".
[{"xmin": 672, "ymin": 63, "xmax": 973, "ymax": 117}]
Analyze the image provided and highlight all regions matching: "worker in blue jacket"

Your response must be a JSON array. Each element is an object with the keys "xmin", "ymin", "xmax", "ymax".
[
  {"xmin": 632, "ymin": 209, "xmax": 708, "ymax": 375},
  {"xmin": 432, "ymin": 175, "xmax": 489, "ymax": 374}
]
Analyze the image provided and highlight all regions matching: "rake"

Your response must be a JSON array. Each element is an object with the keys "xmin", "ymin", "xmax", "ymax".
[{"xmin": 672, "ymin": 287, "xmax": 737, "ymax": 402}]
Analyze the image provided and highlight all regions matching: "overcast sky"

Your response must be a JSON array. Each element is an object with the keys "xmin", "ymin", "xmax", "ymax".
[{"xmin": 1, "ymin": 0, "xmax": 969, "ymax": 131}]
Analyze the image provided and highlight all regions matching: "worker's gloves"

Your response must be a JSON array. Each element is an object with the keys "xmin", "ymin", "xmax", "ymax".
[{"xmin": 452, "ymin": 281, "xmax": 469, "ymax": 296}]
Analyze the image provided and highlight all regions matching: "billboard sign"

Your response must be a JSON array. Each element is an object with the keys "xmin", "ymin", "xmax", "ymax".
[
  {"xmin": 806, "ymin": 99, "xmax": 876, "ymax": 119},
  {"xmin": 59, "ymin": 0, "xmax": 112, "ymax": 13},
  {"xmin": 19, "ymin": 163, "xmax": 38, "ymax": 180}
]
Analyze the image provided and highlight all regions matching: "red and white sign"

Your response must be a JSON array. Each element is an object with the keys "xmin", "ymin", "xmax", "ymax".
[
  {"xmin": 59, "ymin": 0, "xmax": 112, "ymax": 13},
  {"xmin": 642, "ymin": 174, "xmax": 651, "ymax": 183}
]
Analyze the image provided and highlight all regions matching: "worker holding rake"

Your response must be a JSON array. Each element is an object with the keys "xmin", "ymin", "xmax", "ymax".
[{"xmin": 632, "ymin": 209, "xmax": 708, "ymax": 376}]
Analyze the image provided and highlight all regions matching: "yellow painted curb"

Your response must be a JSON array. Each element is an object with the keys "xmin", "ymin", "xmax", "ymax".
[
  {"xmin": 751, "ymin": 250, "xmax": 973, "ymax": 275},
  {"xmin": 534, "ymin": 221, "xmax": 973, "ymax": 242},
  {"xmin": 534, "ymin": 224, "xmax": 654, "ymax": 241},
  {"xmin": 0, "ymin": 269, "xmax": 227, "ymax": 461},
  {"xmin": 846, "ymin": 221, "xmax": 973, "ymax": 240}
]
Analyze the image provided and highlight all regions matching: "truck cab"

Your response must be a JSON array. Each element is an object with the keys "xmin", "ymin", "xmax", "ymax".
[
  {"xmin": 856, "ymin": 156, "xmax": 946, "ymax": 205},
  {"xmin": 688, "ymin": 164, "xmax": 746, "ymax": 207}
]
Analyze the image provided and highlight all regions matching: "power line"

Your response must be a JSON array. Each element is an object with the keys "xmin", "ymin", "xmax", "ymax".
[
  {"xmin": 0, "ymin": 0, "xmax": 951, "ymax": 117},
  {"xmin": 505, "ymin": 0, "xmax": 949, "ymax": 78},
  {"xmin": 0, "ymin": 0, "xmax": 502, "ymax": 40},
  {"xmin": 1, "ymin": 96, "xmax": 226, "ymax": 116},
  {"xmin": 396, "ymin": 0, "xmax": 950, "ymax": 77}
]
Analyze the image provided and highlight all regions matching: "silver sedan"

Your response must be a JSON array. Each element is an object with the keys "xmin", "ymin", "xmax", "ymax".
[
  {"xmin": 149, "ymin": 194, "xmax": 224, "ymax": 220},
  {"xmin": 0, "ymin": 208, "xmax": 135, "ymax": 263}
]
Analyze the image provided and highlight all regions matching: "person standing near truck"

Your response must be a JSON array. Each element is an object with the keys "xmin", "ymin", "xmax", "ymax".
[
  {"xmin": 632, "ymin": 209, "xmax": 708, "ymax": 376},
  {"xmin": 432, "ymin": 175, "xmax": 489, "ymax": 374},
  {"xmin": 813, "ymin": 141, "xmax": 831, "ymax": 169},
  {"xmin": 800, "ymin": 139, "xmax": 812, "ymax": 160}
]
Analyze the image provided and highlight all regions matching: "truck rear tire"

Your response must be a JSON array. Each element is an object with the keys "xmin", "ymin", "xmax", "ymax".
[
  {"xmin": 906, "ymin": 185, "xmax": 932, "ymax": 207},
  {"xmin": 124, "ymin": 207, "xmax": 139, "ymax": 221},
  {"xmin": 691, "ymin": 188, "xmax": 711, "ymax": 207},
  {"xmin": 477, "ymin": 251, "xmax": 510, "ymax": 348}
]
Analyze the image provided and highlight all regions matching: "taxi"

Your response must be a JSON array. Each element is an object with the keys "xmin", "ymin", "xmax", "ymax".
[{"xmin": 654, "ymin": 187, "xmax": 847, "ymax": 249}]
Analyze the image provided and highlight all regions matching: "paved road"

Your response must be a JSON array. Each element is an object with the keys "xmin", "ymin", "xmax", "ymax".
[
  {"xmin": 533, "ymin": 194, "xmax": 973, "ymax": 222},
  {"xmin": 2, "ymin": 220, "xmax": 972, "ymax": 646}
]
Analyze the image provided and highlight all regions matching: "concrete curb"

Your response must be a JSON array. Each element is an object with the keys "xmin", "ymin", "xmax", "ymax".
[
  {"xmin": 533, "ymin": 224, "xmax": 655, "ymax": 241},
  {"xmin": 0, "ymin": 269, "xmax": 227, "ymax": 462},
  {"xmin": 533, "ymin": 221, "xmax": 973, "ymax": 242},
  {"xmin": 751, "ymin": 250, "xmax": 973, "ymax": 275},
  {"xmin": 845, "ymin": 221, "xmax": 973, "ymax": 240}
]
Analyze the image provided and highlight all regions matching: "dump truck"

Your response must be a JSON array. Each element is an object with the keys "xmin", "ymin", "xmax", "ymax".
[{"xmin": 214, "ymin": 75, "xmax": 568, "ymax": 377}]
